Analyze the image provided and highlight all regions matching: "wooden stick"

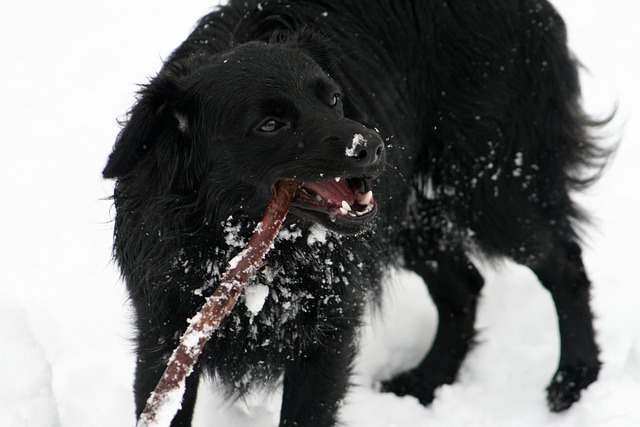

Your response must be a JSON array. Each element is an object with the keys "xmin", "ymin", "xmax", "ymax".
[{"xmin": 137, "ymin": 181, "xmax": 299, "ymax": 427}]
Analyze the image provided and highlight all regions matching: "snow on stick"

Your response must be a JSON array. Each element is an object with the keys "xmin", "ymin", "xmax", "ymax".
[{"xmin": 137, "ymin": 181, "xmax": 300, "ymax": 427}]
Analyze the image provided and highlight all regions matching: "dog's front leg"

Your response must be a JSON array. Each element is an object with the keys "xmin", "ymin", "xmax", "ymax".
[{"xmin": 279, "ymin": 324, "xmax": 358, "ymax": 427}]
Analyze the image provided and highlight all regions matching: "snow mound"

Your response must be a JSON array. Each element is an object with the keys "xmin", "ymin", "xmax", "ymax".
[{"xmin": 0, "ymin": 298, "xmax": 60, "ymax": 427}]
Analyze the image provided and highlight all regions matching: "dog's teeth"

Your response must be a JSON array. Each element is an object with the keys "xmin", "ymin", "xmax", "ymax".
[
  {"xmin": 361, "ymin": 190, "xmax": 373, "ymax": 206},
  {"xmin": 339, "ymin": 207, "xmax": 349, "ymax": 215},
  {"xmin": 341, "ymin": 201, "xmax": 352, "ymax": 211},
  {"xmin": 316, "ymin": 195, "xmax": 323, "ymax": 202},
  {"xmin": 335, "ymin": 177, "xmax": 341, "ymax": 182}
]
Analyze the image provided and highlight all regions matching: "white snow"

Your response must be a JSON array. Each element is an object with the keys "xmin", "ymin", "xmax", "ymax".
[
  {"xmin": 1, "ymin": 1, "xmax": 639, "ymax": 426},
  {"xmin": 276, "ymin": 224, "xmax": 303, "ymax": 242},
  {"xmin": 227, "ymin": 248, "xmax": 249, "ymax": 270},
  {"xmin": 346, "ymin": 133, "xmax": 367, "ymax": 157},
  {"xmin": 307, "ymin": 223, "xmax": 329, "ymax": 245},
  {"xmin": 245, "ymin": 284, "xmax": 270, "ymax": 315},
  {"xmin": 138, "ymin": 385, "xmax": 186, "ymax": 427},
  {"xmin": 0, "ymin": 299, "xmax": 60, "ymax": 427}
]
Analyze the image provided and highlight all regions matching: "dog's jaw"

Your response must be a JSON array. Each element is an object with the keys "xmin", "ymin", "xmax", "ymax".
[{"xmin": 284, "ymin": 176, "xmax": 378, "ymax": 234}]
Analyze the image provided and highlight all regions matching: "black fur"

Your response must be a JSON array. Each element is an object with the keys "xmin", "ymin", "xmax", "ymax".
[{"xmin": 104, "ymin": 1, "xmax": 611, "ymax": 425}]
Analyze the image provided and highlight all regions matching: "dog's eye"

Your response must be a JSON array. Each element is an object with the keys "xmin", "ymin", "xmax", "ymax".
[
  {"xmin": 258, "ymin": 119, "xmax": 284, "ymax": 133},
  {"xmin": 329, "ymin": 93, "xmax": 340, "ymax": 107}
]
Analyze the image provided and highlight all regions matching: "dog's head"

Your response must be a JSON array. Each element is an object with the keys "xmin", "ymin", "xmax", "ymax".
[{"xmin": 104, "ymin": 42, "xmax": 385, "ymax": 234}]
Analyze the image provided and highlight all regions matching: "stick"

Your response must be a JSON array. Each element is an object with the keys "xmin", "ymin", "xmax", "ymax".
[{"xmin": 137, "ymin": 181, "xmax": 299, "ymax": 427}]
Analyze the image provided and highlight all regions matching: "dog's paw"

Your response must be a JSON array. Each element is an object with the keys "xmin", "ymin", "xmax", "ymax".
[
  {"xmin": 381, "ymin": 370, "xmax": 447, "ymax": 406},
  {"xmin": 546, "ymin": 365, "xmax": 600, "ymax": 412}
]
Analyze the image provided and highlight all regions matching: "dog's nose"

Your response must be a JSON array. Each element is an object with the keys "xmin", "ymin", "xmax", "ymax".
[{"xmin": 346, "ymin": 133, "xmax": 385, "ymax": 166}]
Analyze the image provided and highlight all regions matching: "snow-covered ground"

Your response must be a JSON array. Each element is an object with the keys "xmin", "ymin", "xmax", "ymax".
[{"xmin": 1, "ymin": 1, "xmax": 638, "ymax": 426}]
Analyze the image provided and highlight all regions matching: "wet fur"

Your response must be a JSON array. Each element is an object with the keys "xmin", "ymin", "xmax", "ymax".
[{"xmin": 104, "ymin": 1, "xmax": 610, "ymax": 426}]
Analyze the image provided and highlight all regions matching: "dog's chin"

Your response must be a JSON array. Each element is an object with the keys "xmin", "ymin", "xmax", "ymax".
[{"xmin": 283, "ymin": 176, "xmax": 378, "ymax": 235}]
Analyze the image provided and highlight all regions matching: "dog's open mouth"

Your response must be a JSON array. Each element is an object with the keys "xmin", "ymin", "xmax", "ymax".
[{"xmin": 285, "ymin": 176, "xmax": 377, "ymax": 232}]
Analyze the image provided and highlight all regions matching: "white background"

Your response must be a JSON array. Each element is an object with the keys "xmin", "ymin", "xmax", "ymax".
[{"xmin": 1, "ymin": 1, "xmax": 638, "ymax": 426}]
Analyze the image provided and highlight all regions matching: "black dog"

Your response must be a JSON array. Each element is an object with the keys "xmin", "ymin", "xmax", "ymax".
[{"xmin": 104, "ymin": 1, "xmax": 610, "ymax": 425}]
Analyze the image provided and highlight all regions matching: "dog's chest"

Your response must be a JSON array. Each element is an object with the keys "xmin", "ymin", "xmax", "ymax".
[
  {"xmin": 196, "ymin": 225, "xmax": 374, "ymax": 388},
  {"xmin": 221, "ymin": 225, "xmax": 366, "ymax": 343}
]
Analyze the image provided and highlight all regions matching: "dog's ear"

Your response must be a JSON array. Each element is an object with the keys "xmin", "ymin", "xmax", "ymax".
[{"xmin": 103, "ymin": 65, "xmax": 189, "ymax": 179}]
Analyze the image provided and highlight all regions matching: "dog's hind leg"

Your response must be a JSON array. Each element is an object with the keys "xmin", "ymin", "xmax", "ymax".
[
  {"xmin": 383, "ymin": 241, "xmax": 484, "ymax": 405},
  {"xmin": 523, "ymin": 238, "xmax": 600, "ymax": 412},
  {"xmin": 478, "ymin": 194, "xmax": 602, "ymax": 411}
]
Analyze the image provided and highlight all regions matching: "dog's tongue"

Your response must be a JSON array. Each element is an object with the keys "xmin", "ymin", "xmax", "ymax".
[{"xmin": 304, "ymin": 179, "xmax": 355, "ymax": 205}]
